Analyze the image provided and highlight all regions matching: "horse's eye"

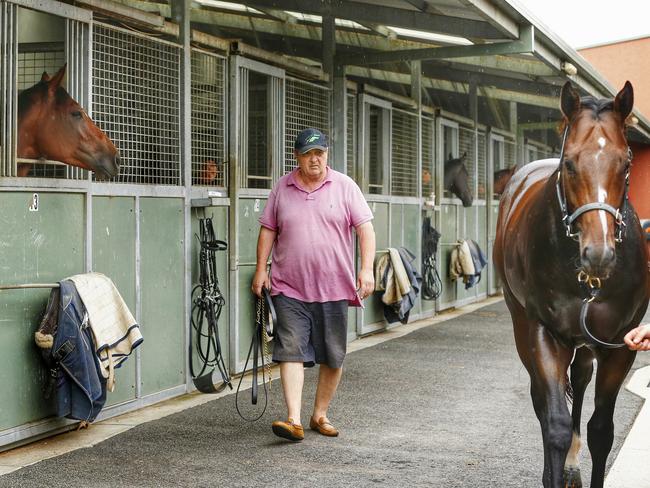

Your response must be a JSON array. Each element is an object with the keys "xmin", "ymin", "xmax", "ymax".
[
  {"xmin": 564, "ymin": 159, "xmax": 576, "ymax": 175},
  {"xmin": 71, "ymin": 111, "xmax": 83, "ymax": 119}
]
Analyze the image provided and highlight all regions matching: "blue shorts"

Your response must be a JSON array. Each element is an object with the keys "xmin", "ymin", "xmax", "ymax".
[{"xmin": 271, "ymin": 294, "xmax": 349, "ymax": 369}]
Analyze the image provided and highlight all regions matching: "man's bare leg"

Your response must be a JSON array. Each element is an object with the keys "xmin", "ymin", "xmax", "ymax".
[
  {"xmin": 312, "ymin": 364, "xmax": 343, "ymax": 420},
  {"xmin": 280, "ymin": 361, "xmax": 304, "ymax": 423}
]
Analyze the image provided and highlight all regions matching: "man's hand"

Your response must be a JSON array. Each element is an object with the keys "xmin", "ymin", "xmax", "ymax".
[
  {"xmin": 624, "ymin": 323, "xmax": 650, "ymax": 351},
  {"xmin": 357, "ymin": 268, "xmax": 375, "ymax": 300},
  {"xmin": 251, "ymin": 268, "xmax": 270, "ymax": 298}
]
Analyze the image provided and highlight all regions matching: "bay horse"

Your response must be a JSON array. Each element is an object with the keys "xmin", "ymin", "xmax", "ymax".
[
  {"xmin": 17, "ymin": 64, "xmax": 120, "ymax": 179},
  {"xmin": 444, "ymin": 152, "xmax": 472, "ymax": 207},
  {"xmin": 493, "ymin": 166, "xmax": 517, "ymax": 196},
  {"xmin": 494, "ymin": 81, "xmax": 649, "ymax": 487}
]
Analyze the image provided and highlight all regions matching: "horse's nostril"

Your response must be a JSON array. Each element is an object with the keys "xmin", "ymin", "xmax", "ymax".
[{"xmin": 582, "ymin": 245, "xmax": 616, "ymax": 272}]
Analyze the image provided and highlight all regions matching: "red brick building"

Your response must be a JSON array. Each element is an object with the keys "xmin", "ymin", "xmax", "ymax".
[{"xmin": 580, "ymin": 37, "xmax": 650, "ymax": 246}]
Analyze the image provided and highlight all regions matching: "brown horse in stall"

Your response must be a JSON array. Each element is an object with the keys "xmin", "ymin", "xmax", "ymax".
[
  {"xmin": 17, "ymin": 64, "xmax": 120, "ymax": 179},
  {"xmin": 494, "ymin": 81, "xmax": 649, "ymax": 488},
  {"xmin": 444, "ymin": 152, "xmax": 473, "ymax": 207},
  {"xmin": 493, "ymin": 166, "xmax": 517, "ymax": 196}
]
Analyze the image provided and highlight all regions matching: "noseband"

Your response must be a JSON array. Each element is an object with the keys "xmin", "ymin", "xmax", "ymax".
[
  {"xmin": 554, "ymin": 124, "xmax": 633, "ymax": 349},
  {"xmin": 555, "ymin": 125, "xmax": 632, "ymax": 243}
]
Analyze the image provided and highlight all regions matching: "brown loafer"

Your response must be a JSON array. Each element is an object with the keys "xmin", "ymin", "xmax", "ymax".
[
  {"xmin": 309, "ymin": 416, "xmax": 339, "ymax": 437},
  {"xmin": 271, "ymin": 418, "xmax": 304, "ymax": 441}
]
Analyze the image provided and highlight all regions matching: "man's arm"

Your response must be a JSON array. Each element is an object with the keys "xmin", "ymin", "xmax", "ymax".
[
  {"xmin": 356, "ymin": 221, "xmax": 376, "ymax": 300},
  {"xmin": 251, "ymin": 226, "xmax": 277, "ymax": 297}
]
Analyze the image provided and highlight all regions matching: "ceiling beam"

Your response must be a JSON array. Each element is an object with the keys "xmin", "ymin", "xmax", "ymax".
[
  {"xmin": 221, "ymin": 31, "xmax": 554, "ymax": 81},
  {"xmin": 457, "ymin": 0, "xmax": 519, "ymax": 39},
  {"xmin": 336, "ymin": 25, "xmax": 534, "ymax": 65},
  {"xmin": 241, "ymin": 0, "xmax": 504, "ymax": 39},
  {"xmin": 345, "ymin": 65, "xmax": 559, "ymax": 109},
  {"xmin": 357, "ymin": 22, "xmax": 396, "ymax": 39},
  {"xmin": 256, "ymin": 8, "xmax": 297, "ymax": 23}
]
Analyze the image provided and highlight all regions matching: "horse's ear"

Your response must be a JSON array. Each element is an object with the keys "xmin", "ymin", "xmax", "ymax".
[
  {"xmin": 40, "ymin": 71, "xmax": 51, "ymax": 82},
  {"xmin": 48, "ymin": 64, "xmax": 67, "ymax": 92},
  {"xmin": 614, "ymin": 81, "xmax": 634, "ymax": 121},
  {"xmin": 461, "ymin": 151, "xmax": 467, "ymax": 160},
  {"xmin": 560, "ymin": 81, "xmax": 580, "ymax": 121}
]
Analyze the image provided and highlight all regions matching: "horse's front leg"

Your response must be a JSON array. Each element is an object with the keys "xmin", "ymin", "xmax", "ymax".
[
  {"xmin": 564, "ymin": 346, "xmax": 595, "ymax": 488},
  {"xmin": 588, "ymin": 347, "xmax": 636, "ymax": 488},
  {"xmin": 528, "ymin": 323, "xmax": 575, "ymax": 488}
]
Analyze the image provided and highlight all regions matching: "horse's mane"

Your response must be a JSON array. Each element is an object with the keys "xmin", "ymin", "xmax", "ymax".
[
  {"xmin": 557, "ymin": 96, "xmax": 616, "ymax": 134},
  {"xmin": 18, "ymin": 81, "xmax": 70, "ymax": 118},
  {"xmin": 17, "ymin": 81, "xmax": 45, "ymax": 117}
]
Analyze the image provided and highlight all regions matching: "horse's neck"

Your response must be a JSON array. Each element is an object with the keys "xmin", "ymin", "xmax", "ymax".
[{"xmin": 443, "ymin": 162, "xmax": 457, "ymax": 188}]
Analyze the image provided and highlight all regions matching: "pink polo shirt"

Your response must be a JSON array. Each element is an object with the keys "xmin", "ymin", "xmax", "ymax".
[{"xmin": 259, "ymin": 167, "xmax": 373, "ymax": 305}]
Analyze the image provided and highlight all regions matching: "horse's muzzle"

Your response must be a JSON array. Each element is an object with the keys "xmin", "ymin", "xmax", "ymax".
[
  {"xmin": 580, "ymin": 244, "xmax": 616, "ymax": 279},
  {"xmin": 94, "ymin": 154, "xmax": 120, "ymax": 180}
]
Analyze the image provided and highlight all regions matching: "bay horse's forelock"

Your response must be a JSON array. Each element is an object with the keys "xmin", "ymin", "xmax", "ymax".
[
  {"xmin": 16, "ymin": 64, "xmax": 120, "ymax": 179},
  {"xmin": 493, "ymin": 81, "xmax": 649, "ymax": 488}
]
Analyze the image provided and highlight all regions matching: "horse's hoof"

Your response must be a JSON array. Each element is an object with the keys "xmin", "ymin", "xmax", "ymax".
[{"xmin": 563, "ymin": 467, "xmax": 582, "ymax": 488}]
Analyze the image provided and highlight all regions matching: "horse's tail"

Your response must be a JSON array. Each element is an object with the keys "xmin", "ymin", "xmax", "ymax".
[{"xmin": 565, "ymin": 372, "xmax": 574, "ymax": 404}]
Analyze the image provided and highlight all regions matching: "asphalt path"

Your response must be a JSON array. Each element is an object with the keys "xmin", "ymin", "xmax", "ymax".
[{"xmin": 1, "ymin": 300, "xmax": 648, "ymax": 488}]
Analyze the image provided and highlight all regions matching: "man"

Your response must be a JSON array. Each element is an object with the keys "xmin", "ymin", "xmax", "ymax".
[{"xmin": 251, "ymin": 128, "xmax": 375, "ymax": 442}]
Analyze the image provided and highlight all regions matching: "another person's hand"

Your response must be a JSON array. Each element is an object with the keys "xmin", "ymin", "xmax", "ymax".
[
  {"xmin": 357, "ymin": 268, "xmax": 375, "ymax": 300},
  {"xmin": 251, "ymin": 269, "xmax": 270, "ymax": 298},
  {"xmin": 624, "ymin": 323, "xmax": 650, "ymax": 351}
]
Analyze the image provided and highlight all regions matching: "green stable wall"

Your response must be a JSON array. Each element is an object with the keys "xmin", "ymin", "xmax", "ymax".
[
  {"xmin": 0, "ymin": 192, "xmax": 85, "ymax": 431},
  {"xmin": 0, "ymin": 193, "xmax": 189, "ymax": 437}
]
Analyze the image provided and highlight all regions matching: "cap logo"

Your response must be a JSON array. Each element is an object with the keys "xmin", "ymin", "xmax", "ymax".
[{"xmin": 306, "ymin": 134, "xmax": 320, "ymax": 143}]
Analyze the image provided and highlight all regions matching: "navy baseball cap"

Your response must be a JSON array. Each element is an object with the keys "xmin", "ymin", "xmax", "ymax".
[{"xmin": 294, "ymin": 128, "xmax": 328, "ymax": 154}]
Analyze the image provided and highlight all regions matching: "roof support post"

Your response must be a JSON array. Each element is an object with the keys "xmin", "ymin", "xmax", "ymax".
[
  {"xmin": 411, "ymin": 60, "xmax": 422, "ymax": 200},
  {"xmin": 171, "ymin": 0, "xmax": 192, "ymax": 391},
  {"xmin": 323, "ymin": 11, "xmax": 345, "ymax": 174}
]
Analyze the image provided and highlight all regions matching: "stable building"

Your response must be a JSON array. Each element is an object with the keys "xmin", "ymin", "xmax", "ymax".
[{"xmin": 1, "ymin": 0, "xmax": 649, "ymax": 450}]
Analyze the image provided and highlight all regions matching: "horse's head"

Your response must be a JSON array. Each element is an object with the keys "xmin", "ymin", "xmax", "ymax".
[
  {"xmin": 17, "ymin": 64, "xmax": 120, "ymax": 180},
  {"xmin": 494, "ymin": 166, "xmax": 516, "ymax": 196},
  {"xmin": 444, "ymin": 152, "xmax": 473, "ymax": 207},
  {"xmin": 559, "ymin": 81, "xmax": 634, "ymax": 279}
]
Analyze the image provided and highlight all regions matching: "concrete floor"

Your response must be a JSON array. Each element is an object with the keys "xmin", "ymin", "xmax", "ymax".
[{"xmin": 0, "ymin": 298, "xmax": 649, "ymax": 488}]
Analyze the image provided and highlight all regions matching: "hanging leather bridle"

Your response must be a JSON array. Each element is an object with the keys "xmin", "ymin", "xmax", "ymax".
[{"xmin": 555, "ymin": 123, "xmax": 633, "ymax": 349}]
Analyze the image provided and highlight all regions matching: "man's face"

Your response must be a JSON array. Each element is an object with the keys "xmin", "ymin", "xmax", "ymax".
[{"xmin": 295, "ymin": 148, "xmax": 328, "ymax": 179}]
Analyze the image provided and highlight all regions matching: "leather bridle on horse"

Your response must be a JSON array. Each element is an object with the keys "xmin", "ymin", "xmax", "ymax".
[
  {"xmin": 555, "ymin": 124, "xmax": 633, "ymax": 349},
  {"xmin": 555, "ymin": 124, "xmax": 632, "ymax": 244}
]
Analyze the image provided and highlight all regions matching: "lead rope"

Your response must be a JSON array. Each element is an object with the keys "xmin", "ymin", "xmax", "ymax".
[
  {"xmin": 235, "ymin": 288, "xmax": 275, "ymax": 421},
  {"xmin": 577, "ymin": 271, "xmax": 625, "ymax": 349}
]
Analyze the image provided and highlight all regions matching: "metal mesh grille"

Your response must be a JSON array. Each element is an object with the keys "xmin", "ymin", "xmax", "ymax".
[
  {"xmin": 245, "ymin": 69, "xmax": 271, "ymax": 189},
  {"xmin": 17, "ymin": 42, "xmax": 66, "ymax": 178},
  {"xmin": 191, "ymin": 50, "xmax": 226, "ymax": 188},
  {"xmin": 441, "ymin": 124, "xmax": 457, "ymax": 198},
  {"xmin": 368, "ymin": 106, "xmax": 382, "ymax": 194},
  {"xmin": 346, "ymin": 93, "xmax": 356, "ymax": 179},
  {"xmin": 92, "ymin": 24, "xmax": 181, "ymax": 185},
  {"xmin": 504, "ymin": 138, "xmax": 517, "ymax": 171},
  {"xmin": 17, "ymin": 47, "xmax": 65, "ymax": 90},
  {"xmin": 391, "ymin": 109, "xmax": 418, "ymax": 197},
  {"xmin": 477, "ymin": 131, "xmax": 486, "ymax": 199},
  {"xmin": 459, "ymin": 126, "xmax": 476, "ymax": 198},
  {"xmin": 284, "ymin": 77, "xmax": 329, "ymax": 174},
  {"xmin": 422, "ymin": 116, "xmax": 434, "ymax": 197}
]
